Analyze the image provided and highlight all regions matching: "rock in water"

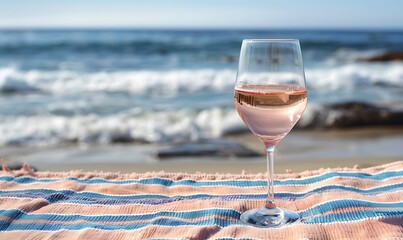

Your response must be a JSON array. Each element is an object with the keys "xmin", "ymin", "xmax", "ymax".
[
  {"xmin": 156, "ymin": 139, "xmax": 260, "ymax": 159},
  {"xmin": 299, "ymin": 102, "xmax": 403, "ymax": 129},
  {"xmin": 357, "ymin": 52, "xmax": 403, "ymax": 62}
]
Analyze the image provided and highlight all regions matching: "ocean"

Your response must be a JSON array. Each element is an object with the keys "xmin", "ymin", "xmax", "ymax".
[{"xmin": 0, "ymin": 29, "xmax": 403, "ymax": 147}]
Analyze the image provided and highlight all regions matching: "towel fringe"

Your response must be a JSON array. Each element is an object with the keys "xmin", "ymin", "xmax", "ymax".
[{"xmin": 1, "ymin": 159, "xmax": 9, "ymax": 173}]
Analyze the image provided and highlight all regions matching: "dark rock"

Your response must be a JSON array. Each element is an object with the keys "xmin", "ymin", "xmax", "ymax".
[
  {"xmin": 357, "ymin": 52, "xmax": 403, "ymax": 62},
  {"xmin": 156, "ymin": 139, "xmax": 260, "ymax": 159},
  {"xmin": 298, "ymin": 102, "xmax": 403, "ymax": 129},
  {"xmin": 221, "ymin": 55, "xmax": 237, "ymax": 63}
]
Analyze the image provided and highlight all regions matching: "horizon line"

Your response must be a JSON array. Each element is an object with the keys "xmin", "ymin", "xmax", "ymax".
[{"xmin": 1, "ymin": 26, "xmax": 403, "ymax": 31}]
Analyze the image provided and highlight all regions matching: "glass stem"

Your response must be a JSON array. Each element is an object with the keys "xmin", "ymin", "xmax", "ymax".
[{"xmin": 265, "ymin": 146, "xmax": 276, "ymax": 209}]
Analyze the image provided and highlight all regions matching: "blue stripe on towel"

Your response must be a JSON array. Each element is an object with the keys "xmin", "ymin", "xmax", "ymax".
[
  {"xmin": 0, "ymin": 170, "xmax": 401, "ymax": 187},
  {"xmin": 0, "ymin": 217, "xmax": 242, "ymax": 231},
  {"xmin": 304, "ymin": 210, "xmax": 403, "ymax": 224},
  {"xmin": 0, "ymin": 209, "xmax": 401, "ymax": 231},
  {"xmin": 299, "ymin": 199, "xmax": 403, "ymax": 218},
  {"xmin": 0, "ymin": 183, "xmax": 401, "ymax": 205},
  {"xmin": 0, "ymin": 208, "xmax": 241, "ymax": 223},
  {"xmin": 0, "ymin": 200, "xmax": 400, "ymax": 226}
]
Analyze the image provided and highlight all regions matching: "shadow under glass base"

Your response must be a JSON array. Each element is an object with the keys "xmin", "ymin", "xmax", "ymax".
[{"xmin": 240, "ymin": 206, "xmax": 300, "ymax": 228}]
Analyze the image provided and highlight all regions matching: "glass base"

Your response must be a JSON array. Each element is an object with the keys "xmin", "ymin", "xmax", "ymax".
[{"xmin": 240, "ymin": 206, "xmax": 300, "ymax": 227}]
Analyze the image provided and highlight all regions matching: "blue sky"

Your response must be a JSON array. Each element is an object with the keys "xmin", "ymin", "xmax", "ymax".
[{"xmin": 1, "ymin": 0, "xmax": 402, "ymax": 29}]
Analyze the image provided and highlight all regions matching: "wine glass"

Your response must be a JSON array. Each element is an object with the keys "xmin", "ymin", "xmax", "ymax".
[{"xmin": 234, "ymin": 39, "xmax": 307, "ymax": 227}]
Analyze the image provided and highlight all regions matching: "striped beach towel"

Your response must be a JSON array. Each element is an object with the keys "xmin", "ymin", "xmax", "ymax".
[{"xmin": 0, "ymin": 161, "xmax": 402, "ymax": 239}]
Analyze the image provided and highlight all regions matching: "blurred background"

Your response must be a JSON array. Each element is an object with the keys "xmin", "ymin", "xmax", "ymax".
[{"xmin": 1, "ymin": 0, "xmax": 402, "ymax": 172}]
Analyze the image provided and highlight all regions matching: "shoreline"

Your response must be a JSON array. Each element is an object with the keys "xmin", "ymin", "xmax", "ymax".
[
  {"xmin": 16, "ymin": 157, "xmax": 401, "ymax": 174},
  {"xmin": 2, "ymin": 127, "xmax": 403, "ymax": 173}
]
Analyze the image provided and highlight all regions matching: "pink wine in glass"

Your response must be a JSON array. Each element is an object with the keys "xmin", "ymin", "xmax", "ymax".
[
  {"xmin": 234, "ymin": 84, "xmax": 307, "ymax": 147},
  {"xmin": 235, "ymin": 39, "xmax": 306, "ymax": 227}
]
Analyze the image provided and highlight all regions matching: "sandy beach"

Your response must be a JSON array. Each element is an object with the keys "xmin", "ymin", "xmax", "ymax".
[{"xmin": 3, "ymin": 127, "xmax": 402, "ymax": 173}]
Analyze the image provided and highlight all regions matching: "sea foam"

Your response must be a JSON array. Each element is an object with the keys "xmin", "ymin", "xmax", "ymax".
[
  {"xmin": 0, "ymin": 67, "xmax": 235, "ymax": 94},
  {"xmin": 0, "ymin": 102, "xmax": 402, "ymax": 147},
  {"xmin": 1, "ymin": 63, "xmax": 403, "ymax": 94},
  {"xmin": 0, "ymin": 108, "xmax": 245, "ymax": 146},
  {"xmin": 1, "ymin": 63, "xmax": 403, "ymax": 147}
]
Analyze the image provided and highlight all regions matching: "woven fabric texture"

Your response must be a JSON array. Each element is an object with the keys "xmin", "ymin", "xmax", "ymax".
[{"xmin": 0, "ymin": 161, "xmax": 402, "ymax": 239}]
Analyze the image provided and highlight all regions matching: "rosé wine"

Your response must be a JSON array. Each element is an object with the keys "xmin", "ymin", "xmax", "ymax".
[{"xmin": 234, "ymin": 84, "xmax": 307, "ymax": 147}]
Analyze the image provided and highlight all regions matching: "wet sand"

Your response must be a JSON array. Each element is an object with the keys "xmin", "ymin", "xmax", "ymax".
[
  {"xmin": 14, "ymin": 158, "xmax": 399, "ymax": 174},
  {"xmin": 2, "ymin": 127, "xmax": 402, "ymax": 173}
]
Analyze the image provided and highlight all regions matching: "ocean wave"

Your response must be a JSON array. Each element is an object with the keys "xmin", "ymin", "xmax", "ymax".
[
  {"xmin": 0, "ymin": 41, "xmax": 183, "ymax": 54},
  {"xmin": 0, "ymin": 37, "xmax": 399, "ymax": 55},
  {"xmin": 0, "ymin": 102, "xmax": 402, "ymax": 147},
  {"xmin": 322, "ymin": 48, "xmax": 387, "ymax": 65},
  {"xmin": 0, "ymin": 108, "xmax": 244, "ymax": 146},
  {"xmin": 0, "ymin": 39, "xmax": 242, "ymax": 56},
  {"xmin": 0, "ymin": 63, "xmax": 403, "ymax": 95},
  {"xmin": 306, "ymin": 63, "xmax": 403, "ymax": 90},
  {"xmin": 0, "ymin": 67, "xmax": 39, "ymax": 93},
  {"xmin": 0, "ymin": 67, "xmax": 236, "ymax": 95}
]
